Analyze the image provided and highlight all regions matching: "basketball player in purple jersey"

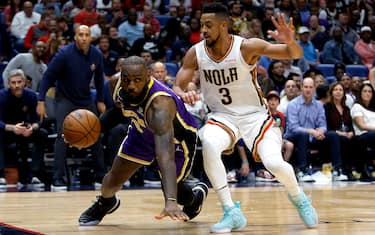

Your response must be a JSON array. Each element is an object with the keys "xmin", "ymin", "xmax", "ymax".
[
  {"xmin": 174, "ymin": 3, "xmax": 318, "ymax": 233},
  {"xmin": 79, "ymin": 56, "xmax": 208, "ymax": 225}
]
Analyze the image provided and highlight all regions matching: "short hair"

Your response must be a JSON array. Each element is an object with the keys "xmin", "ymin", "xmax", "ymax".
[
  {"xmin": 150, "ymin": 61, "xmax": 166, "ymax": 71},
  {"xmin": 8, "ymin": 69, "xmax": 26, "ymax": 80},
  {"xmin": 287, "ymin": 72, "xmax": 300, "ymax": 80},
  {"xmin": 202, "ymin": 2, "xmax": 229, "ymax": 18},
  {"xmin": 334, "ymin": 63, "xmax": 346, "ymax": 73},
  {"xmin": 98, "ymin": 34, "xmax": 110, "ymax": 42},
  {"xmin": 315, "ymin": 84, "xmax": 329, "ymax": 100},
  {"xmin": 56, "ymin": 15, "xmax": 68, "ymax": 23},
  {"xmin": 122, "ymin": 56, "xmax": 147, "ymax": 68}
]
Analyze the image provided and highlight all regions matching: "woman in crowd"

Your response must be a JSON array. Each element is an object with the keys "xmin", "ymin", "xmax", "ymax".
[
  {"xmin": 324, "ymin": 82, "xmax": 355, "ymax": 180},
  {"xmin": 351, "ymin": 83, "xmax": 375, "ymax": 181}
]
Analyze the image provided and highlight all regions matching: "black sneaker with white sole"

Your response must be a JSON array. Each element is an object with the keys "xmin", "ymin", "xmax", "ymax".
[
  {"xmin": 183, "ymin": 182, "xmax": 208, "ymax": 220},
  {"xmin": 79, "ymin": 195, "xmax": 120, "ymax": 226},
  {"xmin": 51, "ymin": 178, "xmax": 67, "ymax": 191}
]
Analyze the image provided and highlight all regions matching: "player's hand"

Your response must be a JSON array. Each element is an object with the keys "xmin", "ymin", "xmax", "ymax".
[
  {"xmin": 154, "ymin": 202, "xmax": 189, "ymax": 221},
  {"xmin": 180, "ymin": 90, "xmax": 200, "ymax": 105},
  {"xmin": 36, "ymin": 101, "xmax": 48, "ymax": 121},
  {"xmin": 267, "ymin": 12, "xmax": 295, "ymax": 44}
]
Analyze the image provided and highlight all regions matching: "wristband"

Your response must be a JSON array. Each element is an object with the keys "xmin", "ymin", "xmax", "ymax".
[{"xmin": 167, "ymin": 197, "xmax": 177, "ymax": 202}]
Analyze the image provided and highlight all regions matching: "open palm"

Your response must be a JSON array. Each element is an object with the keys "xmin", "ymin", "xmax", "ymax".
[{"xmin": 267, "ymin": 13, "xmax": 295, "ymax": 44}]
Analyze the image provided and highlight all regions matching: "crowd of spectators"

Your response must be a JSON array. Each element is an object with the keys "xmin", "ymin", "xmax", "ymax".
[{"xmin": 1, "ymin": 0, "xmax": 375, "ymax": 189}]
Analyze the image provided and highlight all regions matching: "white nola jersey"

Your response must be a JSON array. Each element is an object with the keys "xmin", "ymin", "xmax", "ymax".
[{"xmin": 195, "ymin": 35, "xmax": 267, "ymax": 115}]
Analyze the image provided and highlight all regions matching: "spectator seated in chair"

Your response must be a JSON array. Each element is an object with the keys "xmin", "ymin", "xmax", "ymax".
[{"xmin": 0, "ymin": 69, "xmax": 47, "ymax": 188}]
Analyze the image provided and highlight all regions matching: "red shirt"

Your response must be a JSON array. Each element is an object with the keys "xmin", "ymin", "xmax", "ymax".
[
  {"xmin": 139, "ymin": 17, "xmax": 160, "ymax": 35},
  {"xmin": 23, "ymin": 24, "xmax": 48, "ymax": 49},
  {"xmin": 74, "ymin": 10, "xmax": 99, "ymax": 27},
  {"xmin": 190, "ymin": 31, "xmax": 201, "ymax": 44},
  {"xmin": 123, "ymin": 0, "xmax": 145, "ymax": 11}
]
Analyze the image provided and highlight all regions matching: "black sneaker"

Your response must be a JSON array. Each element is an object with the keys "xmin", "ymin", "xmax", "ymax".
[
  {"xmin": 51, "ymin": 178, "xmax": 67, "ymax": 191},
  {"xmin": 183, "ymin": 182, "xmax": 208, "ymax": 220},
  {"xmin": 79, "ymin": 196, "xmax": 120, "ymax": 226}
]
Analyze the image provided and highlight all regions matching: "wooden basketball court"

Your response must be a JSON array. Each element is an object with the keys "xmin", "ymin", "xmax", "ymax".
[{"xmin": 0, "ymin": 183, "xmax": 374, "ymax": 234}]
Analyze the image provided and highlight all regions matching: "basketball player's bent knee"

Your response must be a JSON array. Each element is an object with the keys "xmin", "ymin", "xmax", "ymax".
[{"xmin": 199, "ymin": 124, "xmax": 231, "ymax": 157}]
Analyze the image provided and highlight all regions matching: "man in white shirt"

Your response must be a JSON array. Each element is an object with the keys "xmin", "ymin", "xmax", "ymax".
[
  {"xmin": 10, "ymin": 1, "xmax": 41, "ymax": 52},
  {"xmin": 278, "ymin": 79, "xmax": 298, "ymax": 115}
]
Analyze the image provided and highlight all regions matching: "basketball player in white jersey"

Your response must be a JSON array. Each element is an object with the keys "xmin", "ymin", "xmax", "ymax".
[{"xmin": 173, "ymin": 3, "xmax": 318, "ymax": 234}]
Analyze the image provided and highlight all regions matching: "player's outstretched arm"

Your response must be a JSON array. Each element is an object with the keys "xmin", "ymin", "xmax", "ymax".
[
  {"xmin": 243, "ymin": 13, "xmax": 302, "ymax": 62},
  {"xmin": 147, "ymin": 96, "xmax": 189, "ymax": 221},
  {"xmin": 173, "ymin": 47, "xmax": 200, "ymax": 105}
]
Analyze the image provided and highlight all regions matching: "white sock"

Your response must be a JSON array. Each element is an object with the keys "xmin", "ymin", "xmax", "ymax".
[{"xmin": 217, "ymin": 185, "xmax": 235, "ymax": 207}]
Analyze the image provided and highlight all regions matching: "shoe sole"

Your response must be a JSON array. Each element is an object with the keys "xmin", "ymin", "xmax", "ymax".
[
  {"xmin": 299, "ymin": 179, "xmax": 315, "ymax": 182},
  {"xmin": 210, "ymin": 222, "xmax": 247, "ymax": 234},
  {"xmin": 51, "ymin": 185, "xmax": 67, "ymax": 191},
  {"xmin": 29, "ymin": 183, "xmax": 45, "ymax": 187},
  {"xmin": 255, "ymin": 177, "xmax": 277, "ymax": 182},
  {"xmin": 144, "ymin": 180, "xmax": 162, "ymax": 185},
  {"xmin": 79, "ymin": 197, "xmax": 121, "ymax": 226}
]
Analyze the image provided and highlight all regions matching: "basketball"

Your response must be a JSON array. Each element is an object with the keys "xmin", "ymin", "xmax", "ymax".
[{"xmin": 63, "ymin": 109, "xmax": 101, "ymax": 148}]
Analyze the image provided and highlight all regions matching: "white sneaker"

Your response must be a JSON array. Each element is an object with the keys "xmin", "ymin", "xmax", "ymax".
[
  {"xmin": 123, "ymin": 180, "xmax": 130, "ymax": 187},
  {"xmin": 0, "ymin": 177, "xmax": 6, "ymax": 188},
  {"xmin": 297, "ymin": 171, "xmax": 315, "ymax": 182},
  {"xmin": 94, "ymin": 182, "xmax": 102, "ymax": 190},
  {"xmin": 30, "ymin": 177, "xmax": 45, "ymax": 187},
  {"xmin": 332, "ymin": 171, "xmax": 348, "ymax": 181},
  {"xmin": 227, "ymin": 170, "xmax": 238, "ymax": 183}
]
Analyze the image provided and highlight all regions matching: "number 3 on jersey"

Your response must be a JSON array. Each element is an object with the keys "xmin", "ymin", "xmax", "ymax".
[{"xmin": 219, "ymin": 87, "xmax": 232, "ymax": 105}]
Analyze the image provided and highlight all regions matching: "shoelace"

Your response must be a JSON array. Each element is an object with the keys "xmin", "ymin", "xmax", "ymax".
[
  {"xmin": 295, "ymin": 196, "xmax": 312, "ymax": 215},
  {"xmin": 217, "ymin": 209, "xmax": 230, "ymax": 223},
  {"xmin": 86, "ymin": 197, "xmax": 104, "ymax": 214}
]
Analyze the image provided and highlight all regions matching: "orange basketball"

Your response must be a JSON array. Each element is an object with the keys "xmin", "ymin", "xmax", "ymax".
[{"xmin": 63, "ymin": 109, "xmax": 101, "ymax": 148}]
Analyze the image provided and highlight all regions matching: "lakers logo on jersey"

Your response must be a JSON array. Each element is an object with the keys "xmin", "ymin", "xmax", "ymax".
[{"xmin": 122, "ymin": 110, "xmax": 146, "ymax": 133}]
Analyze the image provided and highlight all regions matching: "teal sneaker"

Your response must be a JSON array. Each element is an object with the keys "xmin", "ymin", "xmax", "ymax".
[
  {"xmin": 210, "ymin": 201, "xmax": 247, "ymax": 233},
  {"xmin": 288, "ymin": 192, "xmax": 318, "ymax": 228}
]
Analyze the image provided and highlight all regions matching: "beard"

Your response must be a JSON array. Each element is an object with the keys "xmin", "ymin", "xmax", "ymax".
[{"xmin": 205, "ymin": 34, "xmax": 219, "ymax": 48}]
